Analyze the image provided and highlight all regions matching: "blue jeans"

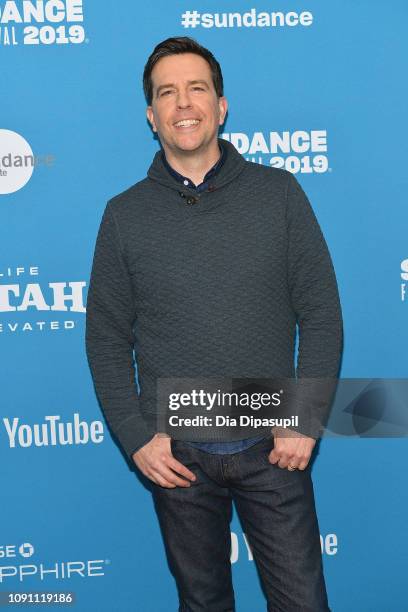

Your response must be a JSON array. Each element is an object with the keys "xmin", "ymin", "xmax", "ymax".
[{"xmin": 152, "ymin": 436, "xmax": 330, "ymax": 612}]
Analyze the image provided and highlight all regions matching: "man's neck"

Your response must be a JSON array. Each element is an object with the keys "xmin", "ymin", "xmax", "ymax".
[{"xmin": 162, "ymin": 141, "xmax": 221, "ymax": 186}]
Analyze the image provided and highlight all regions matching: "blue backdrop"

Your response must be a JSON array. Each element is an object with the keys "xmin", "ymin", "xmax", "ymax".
[{"xmin": 1, "ymin": 1, "xmax": 407, "ymax": 610}]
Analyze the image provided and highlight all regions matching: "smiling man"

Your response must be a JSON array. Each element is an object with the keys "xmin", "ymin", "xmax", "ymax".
[
  {"xmin": 86, "ymin": 37, "xmax": 342, "ymax": 611},
  {"xmin": 145, "ymin": 52, "xmax": 226, "ymax": 185}
]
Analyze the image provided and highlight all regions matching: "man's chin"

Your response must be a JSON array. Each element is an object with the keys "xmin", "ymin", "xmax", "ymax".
[
  {"xmin": 174, "ymin": 138, "xmax": 203, "ymax": 151},
  {"xmin": 170, "ymin": 137, "xmax": 212, "ymax": 155}
]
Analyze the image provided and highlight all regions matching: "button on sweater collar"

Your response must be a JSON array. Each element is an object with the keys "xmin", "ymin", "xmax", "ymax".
[
  {"xmin": 147, "ymin": 137, "xmax": 247, "ymax": 194},
  {"xmin": 161, "ymin": 144, "xmax": 226, "ymax": 193}
]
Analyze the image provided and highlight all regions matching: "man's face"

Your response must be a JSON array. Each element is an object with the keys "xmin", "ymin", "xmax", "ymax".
[{"xmin": 146, "ymin": 53, "xmax": 228, "ymax": 155}]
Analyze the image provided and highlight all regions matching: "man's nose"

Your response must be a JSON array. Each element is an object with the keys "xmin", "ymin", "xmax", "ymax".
[{"xmin": 176, "ymin": 89, "xmax": 192, "ymax": 109}]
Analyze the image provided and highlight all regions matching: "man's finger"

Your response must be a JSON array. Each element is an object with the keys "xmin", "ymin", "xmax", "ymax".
[
  {"xmin": 149, "ymin": 469, "xmax": 177, "ymax": 488},
  {"xmin": 268, "ymin": 449, "xmax": 279, "ymax": 464},
  {"xmin": 297, "ymin": 458, "xmax": 310, "ymax": 471},
  {"xmin": 269, "ymin": 448, "xmax": 289, "ymax": 465},
  {"xmin": 155, "ymin": 465, "xmax": 194, "ymax": 488},
  {"xmin": 167, "ymin": 457, "xmax": 196, "ymax": 482},
  {"xmin": 277, "ymin": 456, "xmax": 292, "ymax": 469}
]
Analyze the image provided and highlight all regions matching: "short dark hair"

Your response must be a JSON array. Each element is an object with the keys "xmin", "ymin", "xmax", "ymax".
[{"xmin": 143, "ymin": 36, "xmax": 224, "ymax": 105}]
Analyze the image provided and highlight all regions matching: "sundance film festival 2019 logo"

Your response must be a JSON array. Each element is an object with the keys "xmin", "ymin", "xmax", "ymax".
[
  {"xmin": 0, "ymin": 129, "xmax": 54, "ymax": 194},
  {"xmin": 0, "ymin": 0, "xmax": 86, "ymax": 46},
  {"xmin": 221, "ymin": 130, "xmax": 330, "ymax": 174},
  {"xmin": 0, "ymin": 265, "xmax": 86, "ymax": 334}
]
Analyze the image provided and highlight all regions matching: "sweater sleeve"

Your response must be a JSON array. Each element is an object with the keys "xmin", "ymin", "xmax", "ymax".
[
  {"xmin": 85, "ymin": 202, "xmax": 156, "ymax": 459},
  {"xmin": 285, "ymin": 172, "xmax": 343, "ymax": 437}
]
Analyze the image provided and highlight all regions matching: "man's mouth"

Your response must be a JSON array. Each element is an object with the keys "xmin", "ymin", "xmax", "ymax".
[{"xmin": 173, "ymin": 119, "xmax": 201, "ymax": 128}]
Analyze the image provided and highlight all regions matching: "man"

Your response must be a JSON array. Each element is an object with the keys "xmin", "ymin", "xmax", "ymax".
[{"xmin": 86, "ymin": 36, "xmax": 342, "ymax": 612}]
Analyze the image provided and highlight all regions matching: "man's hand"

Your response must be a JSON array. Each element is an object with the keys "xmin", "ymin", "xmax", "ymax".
[
  {"xmin": 132, "ymin": 433, "xmax": 196, "ymax": 488},
  {"xmin": 269, "ymin": 427, "xmax": 316, "ymax": 471}
]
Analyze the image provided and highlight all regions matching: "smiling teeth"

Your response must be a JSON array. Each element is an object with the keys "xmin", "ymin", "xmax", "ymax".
[{"xmin": 175, "ymin": 119, "xmax": 200, "ymax": 127}]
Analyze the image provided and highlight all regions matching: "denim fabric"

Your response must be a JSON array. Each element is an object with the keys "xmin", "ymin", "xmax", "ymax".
[
  {"xmin": 184, "ymin": 432, "xmax": 268, "ymax": 454},
  {"xmin": 152, "ymin": 436, "xmax": 330, "ymax": 612}
]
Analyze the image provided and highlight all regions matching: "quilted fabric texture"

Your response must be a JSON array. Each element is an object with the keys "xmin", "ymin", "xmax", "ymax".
[{"xmin": 85, "ymin": 138, "xmax": 343, "ymax": 459}]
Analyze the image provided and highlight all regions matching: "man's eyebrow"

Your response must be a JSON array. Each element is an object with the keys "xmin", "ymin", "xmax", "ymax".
[
  {"xmin": 188, "ymin": 80, "xmax": 209, "ymax": 87},
  {"xmin": 155, "ymin": 83, "xmax": 175, "ymax": 96},
  {"xmin": 155, "ymin": 80, "xmax": 210, "ymax": 96}
]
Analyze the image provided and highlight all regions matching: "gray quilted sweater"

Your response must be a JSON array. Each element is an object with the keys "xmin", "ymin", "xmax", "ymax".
[{"xmin": 85, "ymin": 138, "xmax": 343, "ymax": 459}]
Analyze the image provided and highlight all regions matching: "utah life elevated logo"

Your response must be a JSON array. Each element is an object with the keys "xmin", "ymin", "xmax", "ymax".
[
  {"xmin": 0, "ymin": 265, "xmax": 86, "ymax": 335},
  {"xmin": 0, "ymin": 0, "xmax": 86, "ymax": 46}
]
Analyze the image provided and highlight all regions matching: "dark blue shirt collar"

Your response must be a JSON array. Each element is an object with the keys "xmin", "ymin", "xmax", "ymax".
[{"xmin": 161, "ymin": 144, "xmax": 226, "ymax": 193}]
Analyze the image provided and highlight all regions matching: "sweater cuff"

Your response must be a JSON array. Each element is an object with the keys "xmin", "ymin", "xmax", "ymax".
[
  {"xmin": 115, "ymin": 415, "xmax": 156, "ymax": 460},
  {"xmin": 284, "ymin": 378, "xmax": 338, "ymax": 439}
]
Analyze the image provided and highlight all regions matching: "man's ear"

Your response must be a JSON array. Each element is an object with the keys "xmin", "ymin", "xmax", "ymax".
[
  {"xmin": 146, "ymin": 106, "xmax": 157, "ymax": 132},
  {"xmin": 218, "ymin": 96, "xmax": 228, "ymax": 126}
]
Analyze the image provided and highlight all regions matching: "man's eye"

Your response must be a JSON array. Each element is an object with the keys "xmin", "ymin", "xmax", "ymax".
[
  {"xmin": 192, "ymin": 86, "xmax": 204, "ymax": 91},
  {"xmin": 159, "ymin": 89, "xmax": 174, "ymax": 98}
]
